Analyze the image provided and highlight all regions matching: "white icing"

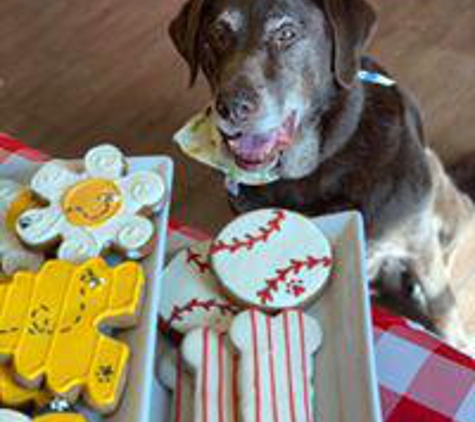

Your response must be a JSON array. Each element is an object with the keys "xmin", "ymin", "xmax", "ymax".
[
  {"xmin": 58, "ymin": 229, "xmax": 102, "ymax": 263},
  {"xmin": 211, "ymin": 209, "xmax": 333, "ymax": 310},
  {"xmin": 15, "ymin": 144, "xmax": 166, "ymax": 262},
  {"xmin": 85, "ymin": 144, "xmax": 125, "ymax": 179},
  {"xmin": 158, "ymin": 345, "xmax": 195, "ymax": 422},
  {"xmin": 0, "ymin": 409, "xmax": 31, "ymax": 422},
  {"xmin": 16, "ymin": 207, "xmax": 63, "ymax": 246},
  {"xmin": 230, "ymin": 310, "xmax": 322, "ymax": 422},
  {"xmin": 31, "ymin": 161, "xmax": 79, "ymax": 202},
  {"xmin": 115, "ymin": 215, "xmax": 155, "ymax": 255},
  {"xmin": 182, "ymin": 328, "xmax": 239, "ymax": 422},
  {"xmin": 160, "ymin": 241, "xmax": 239, "ymax": 334},
  {"xmin": 120, "ymin": 171, "xmax": 165, "ymax": 211},
  {"xmin": 0, "ymin": 179, "xmax": 43, "ymax": 275}
]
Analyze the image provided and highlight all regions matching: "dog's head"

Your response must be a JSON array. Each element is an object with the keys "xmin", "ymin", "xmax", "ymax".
[{"xmin": 170, "ymin": 0, "xmax": 376, "ymax": 179}]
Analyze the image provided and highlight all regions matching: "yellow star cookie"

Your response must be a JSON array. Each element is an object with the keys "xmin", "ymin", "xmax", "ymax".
[
  {"xmin": 0, "ymin": 179, "xmax": 43, "ymax": 275},
  {"xmin": 0, "ymin": 364, "xmax": 50, "ymax": 408},
  {"xmin": 16, "ymin": 144, "xmax": 166, "ymax": 262},
  {"xmin": 0, "ymin": 258, "xmax": 146, "ymax": 414}
]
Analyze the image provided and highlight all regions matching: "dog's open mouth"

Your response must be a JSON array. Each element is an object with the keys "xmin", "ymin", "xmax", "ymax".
[{"xmin": 221, "ymin": 113, "xmax": 297, "ymax": 171}]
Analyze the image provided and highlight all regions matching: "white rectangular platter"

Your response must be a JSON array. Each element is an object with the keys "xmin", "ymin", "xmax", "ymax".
[
  {"xmin": 153, "ymin": 211, "xmax": 383, "ymax": 422},
  {"xmin": 0, "ymin": 153, "xmax": 173, "ymax": 422}
]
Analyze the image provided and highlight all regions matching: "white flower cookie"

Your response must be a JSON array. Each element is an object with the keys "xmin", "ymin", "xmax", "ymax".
[
  {"xmin": 160, "ymin": 241, "xmax": 240, "ymax": 335},
  {"xmin": 0, "ymin": 179, "xmax": 43, "ymax": 275},
  {"xmin": 230, "ymin": 310, "xmax": 323, "ymax": 422},
  {"xmin": 211, "ymin": 209, "xmax": 333, "ymax": 310},
  {"xmin": 16, "ymin": 144, "xmax": 166, "ymax": 262}
]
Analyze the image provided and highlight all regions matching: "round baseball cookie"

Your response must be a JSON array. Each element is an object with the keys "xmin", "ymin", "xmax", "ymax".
[
  {"xmin": 160, "ymin": 241, "xmax": 240, "ymax": 335},
  {"xmin": 0, "ymin": 179, "xmax": 44, "ymax": 275},
  {"xmin": 15, "ymin": 144, "xmax": 166, "ymax": 263},
  {"xmin": 211, "ymin": 209, "xmax": 333, "ymax": 310}
]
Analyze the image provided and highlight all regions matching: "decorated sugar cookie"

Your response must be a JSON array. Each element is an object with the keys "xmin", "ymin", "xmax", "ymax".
[
  {"xmin": 0, "ymin": 179, "xmax": 43, "ymax": 275},
  {"xmin": 158, "ymin": 346, "xmax": 194, "ymax": 422},
  {"xmin": 0, "ymin": 364, "xmax": 50, "ymax": 408},
  {"xmin": 211, "ymin": 209, "xmax": 333, "ymax": 310},
  {"xmin": 160, "ymin": 241, "xmax": 240, "ymax": 334},
  {"xmin": 0, "ymin": 258, "xmax": 146, "ymax": 414},
  {"xmin": 16, "ymin": 144, "xmax": 166, "ymax": 262},
  {"xmin": 182, "ymin": 328, "xmax": 239, "ymax": 422},
  {"xmin": 230, "ymin": 310, "xmax": 322, "ymax": 422},
  {"xmin": 34, "ymin": 414, "xmax": 88, "ymax": 422},
  {"xmin": 0, "ymin": 409, "xmax": 31, "ymax": 422}
]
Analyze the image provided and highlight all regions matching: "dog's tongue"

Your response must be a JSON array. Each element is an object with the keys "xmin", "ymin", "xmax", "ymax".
[
  {"xmin": 228, "ymin": 133, "xmax": 278, "ymax": 162},
  {"xmin": 227, "ymin": 115, "xmax": 296, "ymax": 164}
]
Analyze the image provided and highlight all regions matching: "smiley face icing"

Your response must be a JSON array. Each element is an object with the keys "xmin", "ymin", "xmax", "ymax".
[
  {"xmin": 0, "ymin": 258, "xmax": 146, "ymax": 414},
  {"xmin": 0, "ymin": 179, "xmax": 44, "ymax": 275},
  {"xmin": 16, "ymin": 144, "xmax": 166, "ymax": 262}
]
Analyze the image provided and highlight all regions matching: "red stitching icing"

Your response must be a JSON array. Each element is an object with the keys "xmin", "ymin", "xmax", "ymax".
[
  {"xmin": 164, "ymin": 299, "xmax": 240, "ymax": 330},
  {"xmin": 211, "ymin": 210, "xmax": 286, "ymax": 255},
  {"xmin": 186, "ymin": 247, "xmax": 211, "ymax": 274},
  {"xmin": 256, "ymin": 256, "xmax": 332, "ymax": 305}
]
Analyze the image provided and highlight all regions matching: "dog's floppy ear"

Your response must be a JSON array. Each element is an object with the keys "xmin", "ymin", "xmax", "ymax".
[
  {"xmin": 321, "ymin": 0, "xmax": 377, "ymax": 89},
  {"xmin": 169, "ymin": 0, "xmax": 207, "ymax": 86}
]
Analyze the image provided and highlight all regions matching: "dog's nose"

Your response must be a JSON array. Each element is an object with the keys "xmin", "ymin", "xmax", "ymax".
[{"xmin": 216, "ymin": 91, "xmax": 258, "ymax": 124}]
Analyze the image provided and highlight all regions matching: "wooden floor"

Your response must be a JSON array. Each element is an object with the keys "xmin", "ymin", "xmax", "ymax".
[{"xmin": 0, "ymin": 0, "xmax": 474, "ymax": 234}]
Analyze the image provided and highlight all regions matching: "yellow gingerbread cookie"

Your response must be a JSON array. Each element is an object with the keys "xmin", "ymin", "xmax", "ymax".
[
  {"xmin": 16, "ymin": 144, "xmax": 166, "ymax": 262},
  {"xmin": 0, "ymin": 364, "xmax": 50, "ymax": 408},
  {"xmin": 34, "ymin": 414, "xmax": 88, "ymax": 422},
  {"xmin": 0, "ymin": 179, "xmax": 44, "ymax": 275},
  {"xmin": 0, "ymin": 258, "xmax": 146, "ymax": 414},
  {"xmin": 0, "ymin": 410, "xmax": 88, "ymax": 422}
]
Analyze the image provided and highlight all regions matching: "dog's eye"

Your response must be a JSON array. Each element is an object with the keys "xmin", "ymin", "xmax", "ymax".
[{"xmin": 274, "ymin": 25, "xmax": 299, "ymax": 48}]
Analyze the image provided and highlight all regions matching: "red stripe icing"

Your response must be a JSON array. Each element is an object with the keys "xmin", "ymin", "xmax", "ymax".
[
  {"xmin": 218, "ymin": 334, "xmax": 225, "ymax": 422},
  {"xmin": 283, "ymin": 312, "xmax": 297, "ymax": 422},
  {"xmin": 266, "ymin": 316, "xmax": 280, "ymax": 422},
  {"xmin": 202, "ymin": 328, "xmax": 210, "ymax": 422},
  {"xmin": 175, "ymin": 350, "xmax": 183, "ymax": 422},
  {"xmin": 232, "ymin": 354, "xmax": 240, "ymax": 422},
  {"xmin": 298, "ymin": 312, "xmax": 313, "ymax": 422},
  {"xmin": 251, "ymin": 310, "xmax": 262, "ymax": 422}
]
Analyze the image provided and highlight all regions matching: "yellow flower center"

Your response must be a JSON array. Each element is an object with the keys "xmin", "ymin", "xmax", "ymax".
[{"xmin": 62, "ymin": 179, "xmax": 123, "ymax": 227}]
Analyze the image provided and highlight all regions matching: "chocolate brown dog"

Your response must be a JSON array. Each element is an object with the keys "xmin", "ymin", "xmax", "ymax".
[{"xmin": 170, "ymin": 0, "xmax": 475, "ymax": 353}]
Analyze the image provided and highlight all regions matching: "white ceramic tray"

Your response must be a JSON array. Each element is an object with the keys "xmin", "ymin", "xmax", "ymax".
[
  {"xmin": 153, "ymin": 211, "xmax": 383, "ymax": 422},
  {"xmin": 0, "ymin": 154, "xmax": 173, "ymax": 422}
]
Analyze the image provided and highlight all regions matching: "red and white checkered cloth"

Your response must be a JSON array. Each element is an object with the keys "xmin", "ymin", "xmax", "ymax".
[{"xmin": 1, "ymin": 134, "xmax": 474, "ymax": 422}]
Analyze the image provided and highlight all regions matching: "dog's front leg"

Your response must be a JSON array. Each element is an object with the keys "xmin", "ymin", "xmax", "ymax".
[{"xmin": 413, "ymin": 234, "xmax": 475, "ymax": 355}]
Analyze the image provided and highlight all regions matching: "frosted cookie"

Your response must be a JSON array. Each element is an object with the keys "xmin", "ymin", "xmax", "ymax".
[
  {"xmin": 0, "ymin": 258, "xmax": 146, "ymax": 414},
  {"xmin": 0, "ymin": 364, "xmax": 50, "ymax": 408},
  {"xmin": 157, "ymin": 346, "xmax": 194, "ymax": 422},
  {"xmin": 182, "ymin": 328, "xmax": 239, "ymax": 422},
  {"xmin": 16, "ymin": 144, "xmax": 166, "ymax": 262},
  {"xmin": 0, "ymin": 409, "xmax": 31, "ymax": 422},
  {"xmin": 0, "ymin": 179, "xmax": 43, "ymax": 275},
  {"xmin": 211, "ymin": 209, "xmax": 333, "ymax": 310},
  {"xmin": 34, "ymin": 414, "xmax": 88, "ymax": 422},
  {"xmin": 230, "ymin": 310, "xmax": 322, "ymax": 422},
  {"xmin": 160, "ymin": 241, "xmax": 240, "ymax": 334}
]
